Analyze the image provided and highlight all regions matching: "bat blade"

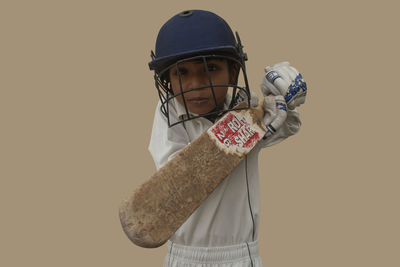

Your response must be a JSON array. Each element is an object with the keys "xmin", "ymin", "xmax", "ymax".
[{"xmin": 119, "ymin": 105, "xmax": 266, "ymax": 248}]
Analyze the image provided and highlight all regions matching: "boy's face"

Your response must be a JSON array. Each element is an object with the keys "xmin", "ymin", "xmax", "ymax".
[{"xmin": 169, "ymin": 58, "xmax": 234, "ymax": 115}]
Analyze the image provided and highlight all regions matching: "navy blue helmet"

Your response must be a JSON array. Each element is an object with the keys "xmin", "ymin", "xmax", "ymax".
[{"xmin": 149, "ymin": 10, "xmax": 251, "ymax": 127}]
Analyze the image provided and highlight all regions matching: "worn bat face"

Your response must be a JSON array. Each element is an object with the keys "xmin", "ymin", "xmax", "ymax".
[{"xmin": 119, "ymin": 103, "xmax": 266, "ymax": 248}]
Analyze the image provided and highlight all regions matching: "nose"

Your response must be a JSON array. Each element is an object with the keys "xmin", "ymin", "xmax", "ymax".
[{"xmin": 187, "ymin": 72, "xmax": 209, "ymax": 91}]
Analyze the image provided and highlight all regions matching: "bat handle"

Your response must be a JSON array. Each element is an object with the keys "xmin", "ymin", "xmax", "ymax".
[
  {"xmin": 233, "ymin": 101, "xmax": 263, "ymax": 122},
  {"xmin": 252, "ymin": 103, "xmax": 265, "ymax": 124}
]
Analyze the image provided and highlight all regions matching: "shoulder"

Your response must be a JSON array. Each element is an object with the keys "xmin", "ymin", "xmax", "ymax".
[
  {"xmin": 152, "ymin": 99, "xmax": 184, "ymax": 126},
  {"xmin": 150, "ymin": 100, "xmax": 189, "ymax": 146},
  {"xmin": 149, "ymin": 100, "xmax": 190, "ymax": 168}
]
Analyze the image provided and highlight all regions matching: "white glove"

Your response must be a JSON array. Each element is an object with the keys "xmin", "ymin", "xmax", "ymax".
[
  {"xmin": 261, "ymin": 61, "xmax": 307, "ymax": 110},
  {"xmin": 262, "ymin": 94, "xmax": 287, "ymax": 139},
  {"xmin": 233, "ymin": 87, "xmax": 285, "ymax": 139}
]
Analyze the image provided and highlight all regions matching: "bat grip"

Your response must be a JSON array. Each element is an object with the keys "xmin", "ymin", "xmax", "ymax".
[
  {"xmin": 233, "ymin": 101, "xmax": 264, "ymax": 128},
  {"xmin": 252, "ymin": 103, "xmax": 265, "ymax": 124}
]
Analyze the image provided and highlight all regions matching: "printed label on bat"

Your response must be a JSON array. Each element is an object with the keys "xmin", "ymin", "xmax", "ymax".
[{"xmin": 207, "ymin": 111, "xmax": 266, "ymax": 155}]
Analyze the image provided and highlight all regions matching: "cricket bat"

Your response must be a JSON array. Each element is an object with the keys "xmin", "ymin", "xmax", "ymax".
[{"xmin": 119, "ymin": 102, "xmax": 266, "ymax": 248}]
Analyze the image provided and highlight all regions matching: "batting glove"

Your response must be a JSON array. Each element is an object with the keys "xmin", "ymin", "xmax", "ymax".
[
  {"xmin": 261, "ymin": 61, "xmax": 307, "ymax": 110},
  {"xmin": 262, "ymin": 94, "xmax": 287, "ymax": 139}
]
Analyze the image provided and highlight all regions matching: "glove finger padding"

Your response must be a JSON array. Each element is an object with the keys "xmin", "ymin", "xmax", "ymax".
[
  {"xmin": 261, "ymin": 75, "xmax": 281, "ymax": 96},
  {"xmin": 265, "ymin": 70, "xmax": 291, "ymax": 96},
  {"xmin": 288, "ymin": 66, "xmax": 300, "ymax": 79},
  {"xmin": 265, "ymin": 61, "xmax": 297, "ymax": 85},
  {"xmin": 282, "ymin": 65, "xmax": 299, "ymax": 82},
  {"xmin": 262, "ymin": 62, "xmax": 289, "ymax": 96},
  {"xmin": 262, "ymin": 95, "xmax": 287, "ymax": 138},
  {"xmin": 264, "ymin": 62, "xmax": 307, "ymax": 110}
]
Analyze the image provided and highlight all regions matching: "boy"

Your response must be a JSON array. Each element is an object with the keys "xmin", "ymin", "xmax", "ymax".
[{"xmin": 147, "ymin": 10, "xmax": 306, "ymax": 267}]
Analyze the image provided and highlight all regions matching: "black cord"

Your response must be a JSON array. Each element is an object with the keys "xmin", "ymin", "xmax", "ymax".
[
  {"xmin": 245, "ymin": 155, "xmax": 255, "ymax": 267},
  {"xmin": 246, "ymin": 242, "xmax": 254, "ymax": 267},
  {"xmin": 245, "ymin": 155, "xmax": 256, "ymax": 241}
]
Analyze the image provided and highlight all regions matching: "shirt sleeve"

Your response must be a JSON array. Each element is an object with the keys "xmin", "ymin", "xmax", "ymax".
[
  {"xmin": 258, "ymin": 108, "xmax": 301, "ymax": 148},
  {"xmin": 148, "ymin": 101, "xmax": 190, "ymax": 170}
]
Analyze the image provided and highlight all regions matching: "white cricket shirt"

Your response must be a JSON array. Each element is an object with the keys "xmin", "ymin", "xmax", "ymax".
[{"xmin": 148, "ymin": 95, "xmax": 301, "ymax": 247}]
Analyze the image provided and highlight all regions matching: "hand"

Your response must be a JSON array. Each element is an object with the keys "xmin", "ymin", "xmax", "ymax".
[
  {"xmin": 261, "ymin": 61, "xmax": 307, "ymax": 110},
  {"xmin": 262, "ymin": 94, "xmax": 287, "ymax": 139}
]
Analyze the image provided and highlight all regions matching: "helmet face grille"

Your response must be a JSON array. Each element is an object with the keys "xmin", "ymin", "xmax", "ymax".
[{"xmin": 154, "ymin": 54, "xmax": 251, "ymax": 127}]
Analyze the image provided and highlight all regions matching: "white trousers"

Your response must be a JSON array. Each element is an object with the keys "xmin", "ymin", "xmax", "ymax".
[{"xmin": 163, "ymin": 240, "xmax": 264, "ymax": 267}]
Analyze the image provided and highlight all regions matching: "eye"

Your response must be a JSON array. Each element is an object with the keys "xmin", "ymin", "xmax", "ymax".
[
  {"xmin": 171, "ymin": 67, "xmax": 188, "ymax": 76},
  {"xmin": 177, "ymin": 67, "xmax": 188, "ymax": 75},
  {"xmin": 205, "ymin": 64, "xmax": 219, "ymax": 72}
]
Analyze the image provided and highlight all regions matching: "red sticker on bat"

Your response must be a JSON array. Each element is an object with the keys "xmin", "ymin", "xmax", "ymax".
[{"xmin": 207, "ymin": 111, "xmax": 265, "ymax": 154}]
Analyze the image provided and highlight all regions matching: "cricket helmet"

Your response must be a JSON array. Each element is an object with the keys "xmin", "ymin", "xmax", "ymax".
[{"xmin": 149, "ymin": 10, "xmax": 251, "ymax": 127}]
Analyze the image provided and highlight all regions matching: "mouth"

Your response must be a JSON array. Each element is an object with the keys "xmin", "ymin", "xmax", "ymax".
[{"xmin": 187, "ymin": 97, "xmax": 209, "ymax": 105}]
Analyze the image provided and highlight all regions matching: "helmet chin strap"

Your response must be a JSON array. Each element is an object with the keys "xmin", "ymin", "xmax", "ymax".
[
  {"xmin": 203, "ymin": 103, "xmax": 226, "ymax": 123},
  {"xmin": 204, "ymin": 110, "xmax": 220, "ymax": 123}
]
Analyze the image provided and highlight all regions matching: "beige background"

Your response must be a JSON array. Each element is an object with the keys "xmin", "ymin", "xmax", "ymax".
[{"xmin": 1, "ymin": 0, "xmax": 399, "ymax": 266}]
